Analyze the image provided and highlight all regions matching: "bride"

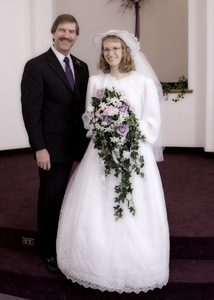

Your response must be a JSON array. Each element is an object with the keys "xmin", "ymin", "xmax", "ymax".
[{"xmin": 56, "ymin": 30, "xmax": 170, "ymax": 294}]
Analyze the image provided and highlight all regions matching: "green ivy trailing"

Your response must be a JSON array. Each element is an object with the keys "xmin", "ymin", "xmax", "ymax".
[{"xmin": 161, "ymin": 75, "xmax": 188, "ymax": 102}]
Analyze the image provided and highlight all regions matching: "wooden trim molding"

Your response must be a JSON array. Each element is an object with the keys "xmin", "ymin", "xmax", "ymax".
[{"xmin": 166, "ymin": 89, "xmax": 193, "ymax": 94}]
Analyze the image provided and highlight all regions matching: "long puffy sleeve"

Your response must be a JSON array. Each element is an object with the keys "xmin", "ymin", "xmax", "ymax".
[
  {"xmin": 82, "ymin": 76, "xmax": 96, "ymax": 138},
  {"xmin": 139, "ymin": 77, "xmax": 161, "ymax": 145}
]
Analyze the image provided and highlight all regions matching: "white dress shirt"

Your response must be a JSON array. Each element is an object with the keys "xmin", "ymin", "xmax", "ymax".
[{"xmin": 51, "ymin": 46, "xmax": 75, "ymax": 81}]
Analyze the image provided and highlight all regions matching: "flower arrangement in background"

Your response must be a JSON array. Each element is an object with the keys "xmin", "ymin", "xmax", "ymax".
[
  {"xmin": 86, "ymin": 87, "xmax": 146, "ymax": 220},
  {"xmin": 108, "ymin": 0, "xmax": 149, "ymax": 39},
  {"xmin": 120, "ymin": 0, "xmax": 147, "ymax": 11}
]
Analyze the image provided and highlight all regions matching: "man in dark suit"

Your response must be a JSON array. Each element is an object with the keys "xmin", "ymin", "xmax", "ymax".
[{"xmin": 21, "ymin": 14, "xmax": 89, "ymax": 273}]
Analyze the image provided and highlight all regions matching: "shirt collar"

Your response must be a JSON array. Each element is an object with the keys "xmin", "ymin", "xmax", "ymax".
[{"xmin": 51, "ymin": 46, "xmax": 72, "ymax": 64}]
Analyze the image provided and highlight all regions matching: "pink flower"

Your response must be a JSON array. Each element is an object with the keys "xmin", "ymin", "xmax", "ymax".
[
  {"xmin": 104, "ymin": 105, "xmax": 118, "ymax": 116},
  {"xmin": 129, "ymin": 104, "xmax": 135, "ymax": 112}
]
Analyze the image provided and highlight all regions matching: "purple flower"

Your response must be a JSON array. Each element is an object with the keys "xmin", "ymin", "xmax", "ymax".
[
  {"xmin": 119, "ymin": 104, "xmax": 128, "ymax": 114},
  {"xmin": 96, "ymin": 88, "xmax": 106, "ymax": 100},
  {"xmin": 100, "ymin": 114, "xmax": 112, "ymax": 124},
  {"xmin": 117, "ymin": 124, "xmax": 129, "ymax": 137}
]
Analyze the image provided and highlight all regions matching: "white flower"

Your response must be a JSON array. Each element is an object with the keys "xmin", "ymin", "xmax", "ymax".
[
  {"xmin": 99, "ymin": 102, "xmax": 108, "ymax": 110},
  {"xmin": 87, "ymin": 103, "xmax": 94, "ymax": 112},
  {"xmin": 110, "ymin": 97, "xmax": 120, "ymax": 107},
  {"xmin": 118, "ymin": 113, "xmax": 127, "ymax": 123},
  {"xmin": 110, "ymin": 136, "xmax": 120, "ymax": 143},
  {"xmin": 107, "ymin": 86, "xmax": 114, "ymax": 92},
  {"xmin": 118, "ymin": 136, "xmax": 126, "ymax": 145},
  {"xmin": 95, "ymin": 110, "xmax": 101, "ymax": 118},
  {"xmin": 103, "ymin": 127, "xmax": 112, "ymax": 133},
  {"xmin": 86, "ymin": 111, "xmax": 94, "ymax": 120},
  {"xmin": 94, "ymin": 123, "xmax": 102, "ymax": 131},
  {"xmin": 123, "ymin": 150, "xmax": 131, "ymax": 159}
]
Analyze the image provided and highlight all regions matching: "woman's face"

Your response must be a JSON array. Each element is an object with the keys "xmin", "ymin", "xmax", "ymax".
[{"xmin": 102, "ymin": 39, "xmax": 123, "ymax": 69}]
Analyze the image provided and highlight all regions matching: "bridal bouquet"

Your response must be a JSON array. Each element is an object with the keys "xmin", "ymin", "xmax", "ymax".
[{"xmin": 86, "ymin": 87, "xmax": 146, "ymax": 220}]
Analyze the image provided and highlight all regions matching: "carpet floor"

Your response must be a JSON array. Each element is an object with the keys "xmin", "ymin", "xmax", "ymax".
[{"xmin": 0, "ymin": 148, "xmax": 214, "ymax": 299}]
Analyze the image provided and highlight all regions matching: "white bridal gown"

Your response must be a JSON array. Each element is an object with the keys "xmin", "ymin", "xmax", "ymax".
[{"xmin": 56, "ymin": 72, "xmax": 170, "ymax": 294}]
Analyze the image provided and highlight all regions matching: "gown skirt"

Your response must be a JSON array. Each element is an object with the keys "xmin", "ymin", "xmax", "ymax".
[{"xmin": 56, "ymin": 140, "xmax": 170, "ymax": 294}]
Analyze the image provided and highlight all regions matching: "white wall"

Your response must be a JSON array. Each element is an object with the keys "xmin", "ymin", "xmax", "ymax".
[
  {"xmin": 0, "ymin": 0, "xmax": 212, "ymax": 151},
  {"xmin": 53, "ymin": 0, "xmax": 188, "ymax": 82},
  {"xmin": 0, "ymin": 0, "xmax": 53, "ymax": 150},
  {"xmin": 140, "ymin": 0, "xmax": 188, "ymax": 82},
  {"xmin": 161, "ymin": 0, "xmax": 207, "ymax": 147},
  {"xmin": 0, "ymin": 0, "xmax": 30, "ymax": 150}
]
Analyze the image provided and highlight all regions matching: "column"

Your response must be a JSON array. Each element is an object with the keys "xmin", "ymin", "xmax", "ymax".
[{"xmin": 205, "ymin": 0, "xmax": 214, "ymax": 153}]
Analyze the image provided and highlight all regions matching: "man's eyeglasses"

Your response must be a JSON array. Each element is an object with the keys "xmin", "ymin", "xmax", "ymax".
[{"xmin": 103, "ymin": 47, "xmax": 122, "ymax": 54}]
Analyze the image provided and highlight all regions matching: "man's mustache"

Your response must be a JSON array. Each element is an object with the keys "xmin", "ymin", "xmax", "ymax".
[{"xmin": 59, "ymin": 37, "xmax": 72, "ymax": 42}]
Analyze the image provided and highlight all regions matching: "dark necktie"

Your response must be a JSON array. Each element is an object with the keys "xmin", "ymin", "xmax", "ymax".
[{"xmin": 63, "ymin": 57, "xmax": 75, "ymax": 90}]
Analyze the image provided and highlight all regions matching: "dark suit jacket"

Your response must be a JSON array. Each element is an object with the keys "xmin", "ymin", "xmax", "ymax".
[{"xmin": 21, "ymin": 48, "xmax": 89, "ymax": 163}]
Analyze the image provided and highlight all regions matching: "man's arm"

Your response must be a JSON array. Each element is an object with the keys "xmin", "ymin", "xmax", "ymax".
[
  {"xmin": 21, "ymin": 59, "xmax": 51, "ymax": 169},
  {"xmin": 21, "ymin": 59, "xmax": 46, "ymax": 151}
]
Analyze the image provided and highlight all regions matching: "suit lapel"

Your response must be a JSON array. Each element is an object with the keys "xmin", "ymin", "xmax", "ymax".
[
  {"xmin": 46, "ymin": 48, "xmax": 73, "ymax": 92},
  {"xmin": 71, "ymin": 55, "xmax": 82, "ymax": 95}
]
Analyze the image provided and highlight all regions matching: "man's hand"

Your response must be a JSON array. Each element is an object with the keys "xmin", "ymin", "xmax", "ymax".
[{"xmin": 36, "ymin": 149, "xmax": 51, "ymax": 171}]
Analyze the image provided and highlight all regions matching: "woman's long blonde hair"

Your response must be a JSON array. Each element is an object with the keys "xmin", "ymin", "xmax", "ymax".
[{"xmin": 98, "ymin": 35, "xmax": 136, "ymax": 74}]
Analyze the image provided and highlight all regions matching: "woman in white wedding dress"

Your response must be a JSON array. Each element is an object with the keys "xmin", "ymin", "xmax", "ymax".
[{"xmin": 56, "ymin": 30, "xmax": 170, "ymax": 294}]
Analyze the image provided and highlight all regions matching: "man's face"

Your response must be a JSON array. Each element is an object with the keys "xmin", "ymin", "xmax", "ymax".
[{"xmin": 52, "ymin": 22, "xmax": 78, "ymax": 56}]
